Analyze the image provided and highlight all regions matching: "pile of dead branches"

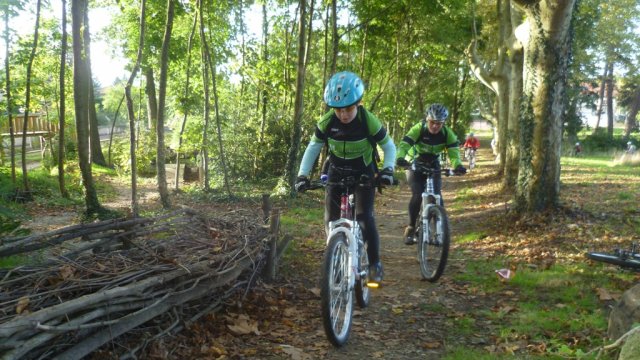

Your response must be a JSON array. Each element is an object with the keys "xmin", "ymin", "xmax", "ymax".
[{"xmin": 0, "ymin": 207, "xmax": 269, "ymax": 359}]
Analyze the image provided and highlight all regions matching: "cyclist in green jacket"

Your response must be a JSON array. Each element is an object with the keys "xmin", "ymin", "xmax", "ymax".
[
  {"xmin": 395, "ymin": 104, "xmax": 466, "ymax": 245},
  {"xmin": 295, "ymin": 71, "xmax": 396, "ymax": 284}
]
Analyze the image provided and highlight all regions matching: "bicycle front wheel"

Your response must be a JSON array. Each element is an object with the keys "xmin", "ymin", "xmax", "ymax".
[
  {"xmin": 354, "ymin": 236, "xmax": 370, "ymax": 308},
  {"xmin": 586, "ymin": 252, "xmax": 640, "ymax": 270},
  {"xmin": 417, "ymin": 205, "xmax": 451, "ymax": 282},
  {"xmin": 321, "ymin": 233, "xmax": 354, "ymax": 347}
]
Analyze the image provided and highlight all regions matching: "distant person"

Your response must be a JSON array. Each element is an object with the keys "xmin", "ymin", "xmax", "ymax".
[
  {"xmin": 462, "ymin": 132, "xmax": 480, "ymax": 160},
  {"xmin": 573, "ymin": 142, "xmax": 582, "ymax": 156},
  {"xmin": 626, "ymin": 141, "xmax": 637, "ymax": 154},
  {"xmin": 490, "ymin": 137, "xmax": 497, "ymax": 155},
  {"xmin": 395, "ymin": 103, "xmax": 466, "ymax": 245}
]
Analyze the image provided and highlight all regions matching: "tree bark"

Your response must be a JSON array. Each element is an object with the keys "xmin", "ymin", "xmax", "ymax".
[
  {"xmin": 513, "ymin": 0, "xmax": 576, "ymax": 212},
  {"xmin": 623, "ymin": 86, "xmax": 640, "ymax": 138},
  {"xmin": 283, "ymin": 0, "xmax": 308, "ymax": 193},
  {"xmin": 593, "ymin": 61, "xmax": 608, "ymax": 132},
  {"xmin": 606, "ymin": 62, "xmax": 614, "ymax": 139},
  {"xmin": 198, "ymin": 0, "xmax": 211, "ymax": 191},
  {"xmin": 58, "ymin": 0, "xmax": 69, "ymax": 198},
  {"xmin": 145, "ymin": 67, "xmax": 158, "ymax": 132},
  {"xmin": 72, "ymin": 0, "xmax": 101, "ymax": 214},
  {"xmin": 156, "ymin": 0, "xmax": 174, "ymax": 209},
  {"xmin": 83, "ymin": 9, "xmax": 107, "ymax": 167},
  {"xmin": 108, "ymin": 94, "xmax": 125, "ymax": 166}
]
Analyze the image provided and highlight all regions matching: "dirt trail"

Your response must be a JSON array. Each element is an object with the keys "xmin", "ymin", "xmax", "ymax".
[{"xmin": 174, "ymin": 145, "xmax": 507, "ymax": 360}]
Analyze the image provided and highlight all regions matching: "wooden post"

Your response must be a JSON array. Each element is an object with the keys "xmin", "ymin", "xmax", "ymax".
[
  {"xmin": 264, "ymin": 208, "xmax": 280, "ymax": 282},
  {"xmin": 261, "ymin": 194, "xmax": 271, "ymax": 224}
]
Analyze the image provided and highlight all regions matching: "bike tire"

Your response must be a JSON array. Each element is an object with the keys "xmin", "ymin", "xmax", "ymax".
[
  {"xmin": 586, "ymin": 252, "xmax": 640, "ymax": 270},
  {"xmin": 354, "ymin": 235, "xmax": 370, "ymax": 308},
  {"xmin": 417, "ymin": 205, "xmax": 450, "ymax": 282},
  {"xmin": 321, "ymin": 233, "xmax": 354, "ymax": 347}
]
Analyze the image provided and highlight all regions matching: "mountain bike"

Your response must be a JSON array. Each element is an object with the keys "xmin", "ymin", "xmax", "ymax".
[
  {"xmin": 302, "ymin": 174, "xmax": 373, "ymax": 347},
  {"xmin": 464, "ymin": 147, "xmax": 477, "ymax": 169},
  {"xmin": 586, "ymin": 243, "xmax": 640, "ymax": 271},
  {"xmin": 402, "ymin": 162, "xmax": 463, "ymax": 282}
]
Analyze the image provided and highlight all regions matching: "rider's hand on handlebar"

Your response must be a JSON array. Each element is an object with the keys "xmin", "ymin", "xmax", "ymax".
[
  {"xmin": 295, "ymin": 175, "xmax": 310, "ymax": 192},
  {"xmin": 396, "ymin": 158, "xmax": 410, "ymax": 168},
  {"xmin": 454, "ymin": 165, "xmax": 467, "ymax": 175},
  {"xmin": 379, "ymin": 167, "xmax": 395, "ymax": 186}
]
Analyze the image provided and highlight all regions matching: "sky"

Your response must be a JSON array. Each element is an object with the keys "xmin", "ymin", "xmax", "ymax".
[{"xmin": 0, "ymin": 2, "xmax": 264, "ymax": 87}]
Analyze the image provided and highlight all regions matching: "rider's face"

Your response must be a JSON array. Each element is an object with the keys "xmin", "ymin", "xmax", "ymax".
[
  {"xmin": 427, "ymin": 119, "xmax": 444, "ymax": 134},
  {"xmin": 334, "ymin": 104, "xmax": 358, "ymax": 124}
]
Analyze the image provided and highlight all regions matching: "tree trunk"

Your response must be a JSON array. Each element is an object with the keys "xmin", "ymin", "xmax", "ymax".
[
  {"xmin": 58, "ymin": 0, "xmax": 69, "ymax": 198},
  {"xmin": 4, "ymin": 9, "xmax": 16, "ymax": 186},
  {"xmin": 156, "ymin": 0, "xmax": 174, "ymax": 209},
  {"xmin": 198, "ymin": 0, "xmax": 211, "ymax": 191},
  {"xmin": 20, "ymin": 0, "xmax": 42, "ymax": 198},
  {"xmin": 623, "ymin": 86, "xmax": 640, "ymax": 138},
  {"xmin": 175, "ymin": 12, "xmax": 198, "ymax": 191},
  {"xmin": 505, "ymin": 42, "xmax": 524, "ymax": 188},
  {"xmin": 254, "ymin": 3, "xmax": 268, "ymax": 176},
  {"xmin": 124, "ymin": 0, "xmax": 147, "ymax": 218},
  {"xmin": 72, "ymin": 0, "xmax": 101, "ymax": 214},
  {"xmin": 108, "ymin": 94, "xmax": 125, "ymax": 166},
  {"xmin": 145, "ymin": 67, "xmax": 158, "ymax": 132},
  {"xmin": 82, "ymin": 9, "xmax": 107, "ymax": 167},
  {"xmin": 593, "ymin": 61, "xmax": 608, "ymax": 132},
  {"xmin": 513, "ymin": 0, "xmax": 576, "ymax": 212},
  {"xmin": 201, "ymin": 3, "xmax": 232, "ymax": 196},
  {"xmin": 606, "ymin": 62, "xmax": 614, "ymax": 139},
  {"xmin": 283, "ymin": 0, "xmax": 307, "ymax": 193}
]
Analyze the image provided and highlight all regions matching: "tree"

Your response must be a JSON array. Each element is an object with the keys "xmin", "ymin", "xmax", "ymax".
[
  {"xmin": 156, "ymin": 0, "xmax": 174, "ymax": 209},
  {"xmin": 72, "ymin": 0, "xmax": 102, "ymax": 214},
  {"xmin": 512, "ymin": 0, "xmax": 577, "ymax": 212},
  {"xmin": 124, "ymin": 0, "xmax": 147, "ymax": 218},
  {"xmin": 282, "ymin": 0, "xmax": 308, "ymax": 193},
  {"xmin": 58, "ymin": 0, "xmax": 69, "ymax": 198},
  {"xmin": 18, "ymin": 0, "xmax": 42, "ymax": 199}
]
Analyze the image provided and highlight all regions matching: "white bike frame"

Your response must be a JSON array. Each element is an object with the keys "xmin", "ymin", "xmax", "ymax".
[{"xmin": 327, "ymin": 197, "xmax": 365, "ymax": 288}]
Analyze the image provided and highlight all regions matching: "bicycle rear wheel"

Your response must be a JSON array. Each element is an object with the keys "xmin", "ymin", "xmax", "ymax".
[
  {"xmin": 321, "ymin": 233, "xmax": 353, "ymax": 347},
  {"xmin": 354, "ymin": 236, "xmax": 370, "ymax": 308},
  {"xmin": 417, "ymin": 205, "xmax": 450, "ymax": 282},
  {"xmin": 586, "ymin": 252, "xmax": 640, "ymax": 270}
]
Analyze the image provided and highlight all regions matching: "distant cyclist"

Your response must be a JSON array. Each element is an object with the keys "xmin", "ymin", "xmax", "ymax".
[
  {"xmin": 395, "ymin": 103, "xmax": 466, "ymax": 245},
  {"xmin": 573, "ymin": 142, "xmax": 582, "ymax": 156},
  {"xmin": 462, "ymin": 132, "xmax": 480, "ymax": 160}
]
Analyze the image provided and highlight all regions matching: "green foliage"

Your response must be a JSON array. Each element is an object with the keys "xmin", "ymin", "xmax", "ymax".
[
  {"xmin": 582, "ymin": 129, "xmax": 631, "ymax": 152},
  {"xmin": 110, "ymin": 132, "xmax": 158, "ymax": 177}
]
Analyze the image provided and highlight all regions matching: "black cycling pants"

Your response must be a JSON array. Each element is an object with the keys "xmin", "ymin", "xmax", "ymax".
[
  {"xmin": 407, "ymin": 162, "xmax": 442, "ymax": 228},
  {"xmin": 324, "ymin": 164, "xmax": 380, "ymax": 266}
]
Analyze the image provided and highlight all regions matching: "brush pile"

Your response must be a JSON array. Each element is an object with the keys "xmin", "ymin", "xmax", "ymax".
[{"xmin": 0, "ymin": 207, "xmax": 269, "ymax": 359}]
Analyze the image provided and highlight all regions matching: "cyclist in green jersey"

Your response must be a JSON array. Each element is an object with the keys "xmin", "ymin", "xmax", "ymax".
[
  {"xmin": 295, "ymin": 71, "xmax": 396, "ymax": 283},
  {"xmin": 395, "ymin": 104, "xmax": 466, "ymax": 245}
]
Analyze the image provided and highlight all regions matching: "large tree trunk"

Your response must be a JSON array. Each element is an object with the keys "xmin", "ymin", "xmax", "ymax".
[
  {"xmin": 505, "ymin": 39, "xmax": 524, "ymax": 188},
  {"xmin": 198, "ymin": 0, "xmax": 211, "ymax": 191},
  {"xmin": 124, "ymin": 0, "xmax": 147, "ymax": 218},
  {"xmin": 145, "ymin": 67, "xmax": 158, "ymax": 132},
  {"xmin": 58, "ymin": 0, "xmax": 69, "ymax": 198},
  {"xmin": 156, "ymin": 0, "xmax": 174, "ymax": 209},
  {"xmin": 513, "ymin": 0, "xmax": 576, "ymax": 213},
  {"xmin": 283, "ymin": 0, "xmax": 307, "ymax": 193},
  {"xmin": 4, "ymin": 9, "xmax": 16, "ymax": 186},
  {"xmin": 72, "ymin": 0, "xmax": 101, "ymax": 214}
]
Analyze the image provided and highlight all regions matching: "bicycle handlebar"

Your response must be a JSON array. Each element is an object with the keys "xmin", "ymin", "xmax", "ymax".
[{"xmin": 398, "ymin": 163, "xmax": 463, "ymax": 177}]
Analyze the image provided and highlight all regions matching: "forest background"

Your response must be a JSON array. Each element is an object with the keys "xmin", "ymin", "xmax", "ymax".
[{"xmin": 0, "ymin": 0, "xmax": 639, "ymax": 219}]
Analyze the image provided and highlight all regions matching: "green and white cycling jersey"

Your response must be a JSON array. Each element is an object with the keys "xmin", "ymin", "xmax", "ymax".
[
  {"xmin": 297, "ymin": 106, "xmax": 395, "ymax": 177},
  {"xmin": 396, "ymin": 121, "xmax": 462, "ymax": 168}
]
